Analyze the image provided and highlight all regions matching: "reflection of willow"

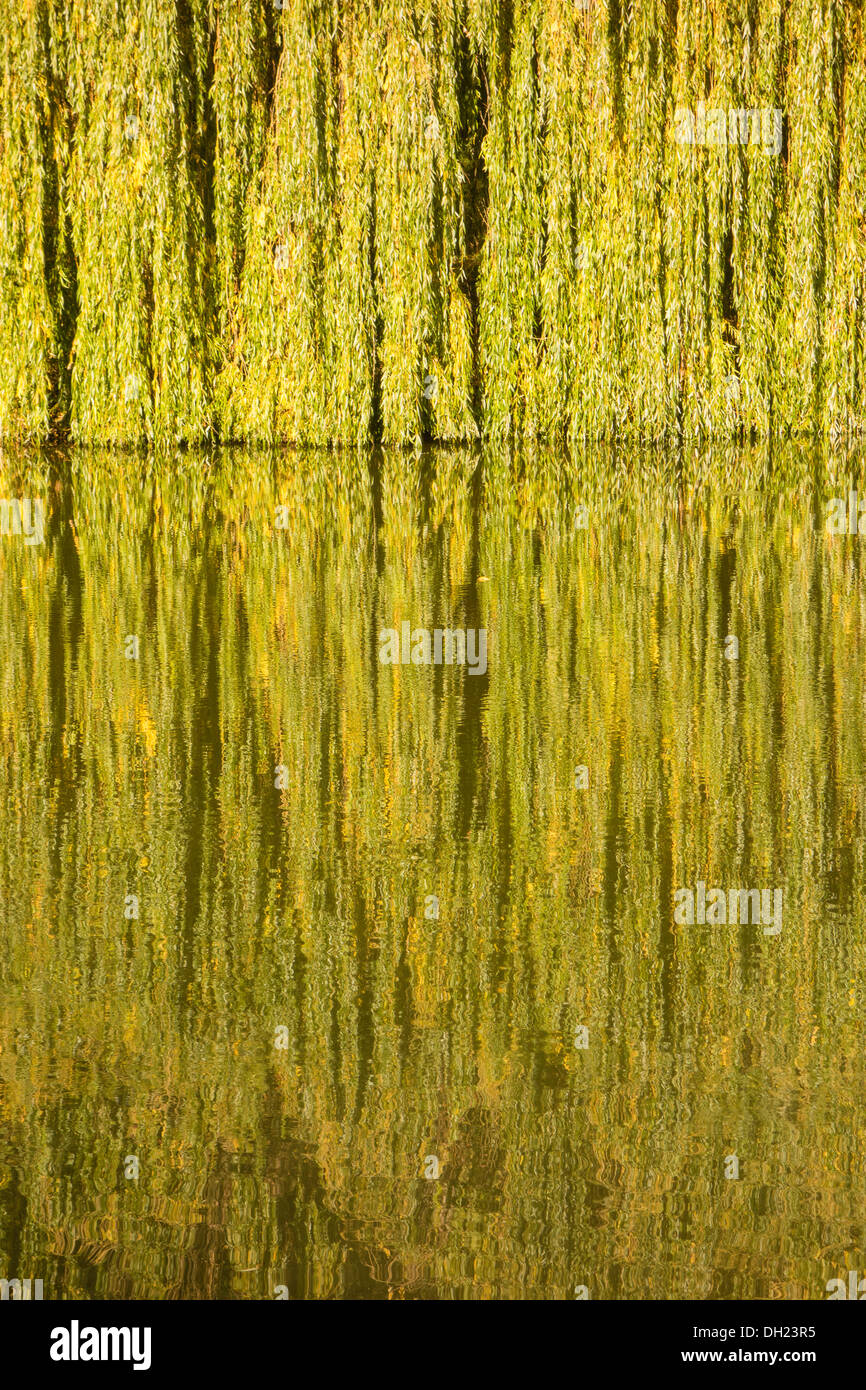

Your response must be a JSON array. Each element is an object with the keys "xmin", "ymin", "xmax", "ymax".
[{"xmin": 0, "ymin": 441, "xmax": 865, "ymax": 1299}]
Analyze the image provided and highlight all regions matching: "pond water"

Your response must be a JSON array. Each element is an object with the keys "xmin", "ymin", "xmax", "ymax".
[{"xmin": 0, "ymin": 442, "xmax": 864, "ymax": 1299}]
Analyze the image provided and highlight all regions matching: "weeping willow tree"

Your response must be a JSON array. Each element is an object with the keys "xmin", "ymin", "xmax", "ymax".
[
  {"xmin": 62, "ymin": 0, "xmax": 216, "ymax": 444},
  {"xmin": 218, "ymin": 0, "xmax": 477, "ymax": 445},
  {"xmin": 0, "ymin": 0, "xmax": 864, "ymax": 446},
  {"xmin": 0, "ymin": 0, "xmax": 72, "ymax": 440},
  {"xmin": 217, "ymin": 0, "xmax": 349, "ymax": 444},
  {"xmin": 474, "ymin": 0, "xmax": 866, "ymax": 442},
  {"xmin": 211, "ymin": 1, "xmax": 278, "ymax": 343}
]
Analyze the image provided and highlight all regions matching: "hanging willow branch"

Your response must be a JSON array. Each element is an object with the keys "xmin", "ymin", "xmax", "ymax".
[{"xmin": 0, "ymin": 0, "xmax": 863, "ymax": 447}]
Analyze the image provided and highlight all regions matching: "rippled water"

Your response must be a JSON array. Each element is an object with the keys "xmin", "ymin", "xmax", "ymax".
[{"xmin": 0, "ymin": 443, "xmax": 864, "ymax": 1300}]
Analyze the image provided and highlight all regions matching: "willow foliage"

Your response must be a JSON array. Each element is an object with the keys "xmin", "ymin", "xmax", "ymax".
[
  {"xmin": 0, "ymin": 1, "xmax": 69, "ymax": 439},
  {"xmin": 219, "ymin": 0, "xmax": 477, "ymax": 445},
  {"xmin": 212, "ymin": 1, "xmax": 277, "ymax": 341},
  {"xmin": 0, "ymin": 0, "xmax": 864, "ymax": 445}
]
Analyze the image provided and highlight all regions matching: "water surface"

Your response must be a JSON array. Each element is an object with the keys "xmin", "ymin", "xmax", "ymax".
[{"xmin": 0, "ymin": 443, "xmax": 864, "ymax": 1299}]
